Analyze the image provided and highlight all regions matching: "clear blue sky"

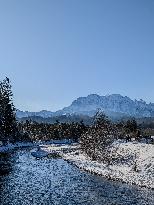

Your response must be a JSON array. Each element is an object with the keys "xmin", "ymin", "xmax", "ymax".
[{"xmin": 0, "ymin": 0, "xmax": 154, "ymax": 111}]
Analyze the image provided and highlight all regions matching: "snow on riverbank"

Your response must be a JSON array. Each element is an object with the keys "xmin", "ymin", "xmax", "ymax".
[
  {"xmin": 0, "ymin": 142, "xmax": 35, "ymax": 153},
  {"xmin": 0, "ymin": 139, "xmax": 76, "ymax": 153},
  {"xmin": 43, "ymin": 141, "xmax": 154, "ymax": 189},
  {"xmin": 62, "ymin": 141, "xmax": 154, "ymax": 189},
  {"xmin": 41, "ymin": 143, "xmax": 79, "ymax": 153}
]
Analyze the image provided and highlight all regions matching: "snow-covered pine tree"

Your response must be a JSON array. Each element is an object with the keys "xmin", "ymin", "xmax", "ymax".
[{"xmin": 0, "ymin": 77, "xmax": 17, "ymax": 143}]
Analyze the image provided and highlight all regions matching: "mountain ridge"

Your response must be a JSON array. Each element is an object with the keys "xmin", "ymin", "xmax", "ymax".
[{"xmin": 16, "ymin": 94, "xmax": 154, "ymax": 119}]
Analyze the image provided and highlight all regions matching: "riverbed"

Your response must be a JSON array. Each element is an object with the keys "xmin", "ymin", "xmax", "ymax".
[{"xmin": 0, "ymin": 147, "xmax": 153, "ymax": 205}]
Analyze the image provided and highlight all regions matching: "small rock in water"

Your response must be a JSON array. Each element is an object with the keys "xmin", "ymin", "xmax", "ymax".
[{"xmin": 47, "ymin": 152, "xmax": 61, "ymax": 159}]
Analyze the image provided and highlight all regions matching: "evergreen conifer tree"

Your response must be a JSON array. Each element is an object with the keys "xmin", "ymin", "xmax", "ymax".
[{"xmin": 0, "ymin": 77, "xmax": 17, "ymax": 142}]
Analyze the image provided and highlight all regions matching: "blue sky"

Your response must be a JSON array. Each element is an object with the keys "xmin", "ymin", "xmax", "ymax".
[{"xmin": 0, "ymin": 0, "xmax": 154, "ymax": 111}]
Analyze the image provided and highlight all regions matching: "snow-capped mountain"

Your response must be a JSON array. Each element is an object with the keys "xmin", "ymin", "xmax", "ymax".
[
  {"xmin": 54, "ymin": 94, "xmax": 154, "ymax": 117},
  {"xmin": 16, "ymin": 94, "xmax": 154, "ymax": 118}
]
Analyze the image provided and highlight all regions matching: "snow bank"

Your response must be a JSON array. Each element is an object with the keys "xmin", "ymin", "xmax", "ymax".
[
  {"xmin": 41, "ymin": 143, "xmax": 79, "ymax": 153},
  {"xmin": 0, "ymin": 141, "xmax": 78, "ymax": 158},
  {"xmin": 0, "ymin": 139, "xmax": 77, "ymax": 153},
  {"xmin": 47, "ymin": 141, "xmax": 153, "ymax": 189},
  {"xmin": 0, "ymin": 142, "xmax": 35, "ymax": 153}
]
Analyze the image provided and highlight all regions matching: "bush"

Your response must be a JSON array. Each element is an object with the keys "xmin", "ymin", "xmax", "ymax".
[{"xmin": 80, "ymin": 111, "xmax": 117, "ymax": 162}]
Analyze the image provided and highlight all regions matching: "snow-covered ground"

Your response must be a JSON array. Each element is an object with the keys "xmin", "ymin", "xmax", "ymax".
[
  {"xmin": 41, "ymin": 143, "xmax": 79, "ymax": 153},
  {"xmin": 0, "ymin": 139, "xmax": 75, "ymax": 153},
  {"xmin": 41, "ymin": 141, "xmax": 154, "ymax": 189},
  {"xmin": 0, "ymin": 142, "xmax": 36, "ymax": 153}
]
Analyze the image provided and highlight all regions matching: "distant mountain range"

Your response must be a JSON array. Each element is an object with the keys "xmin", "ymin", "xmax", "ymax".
[
  {"xmin": 16, "ymin": 94, "xmax": 154, "ymax": 119},
  {"xmin": 16, "ymin": 110, "xmax": 54, "ymax": 118}
]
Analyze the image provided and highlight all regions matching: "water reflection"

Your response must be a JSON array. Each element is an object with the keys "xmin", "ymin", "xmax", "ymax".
[{"xmin": 0, "ymin": 148, "xmax": 153, "ymax": 205}]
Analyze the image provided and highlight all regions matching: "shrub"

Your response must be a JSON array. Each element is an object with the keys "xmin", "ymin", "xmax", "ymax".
[{"xmin": 80, "ymin": 110, "xmax": 117, "ymax": 162}]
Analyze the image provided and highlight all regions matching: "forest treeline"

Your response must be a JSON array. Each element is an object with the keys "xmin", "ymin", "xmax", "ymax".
[
  {"xmin": 17, "ymin": 115, "xmax": 154, "ymax": 130},
  {"xmin": 17, "ymin": 115, "xmax": 93, "ymax": 125},
  {"xmin": 17, "ymin": 111, "xmax": 142, "ymax": 142},
  {"xmin": 17, "ymin": 120, "xmax": 87, "ymax": 142}
]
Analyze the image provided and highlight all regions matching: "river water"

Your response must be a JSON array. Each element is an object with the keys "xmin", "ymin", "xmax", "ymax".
[{"xmin": 0, "ymin": 147, "xmax": 153, "ymax": 205}]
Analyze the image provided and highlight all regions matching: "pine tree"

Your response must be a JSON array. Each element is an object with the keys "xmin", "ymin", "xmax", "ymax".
[{"xmin": 0, "ymin": 77, "xmax": 17, "ymax": 142}]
